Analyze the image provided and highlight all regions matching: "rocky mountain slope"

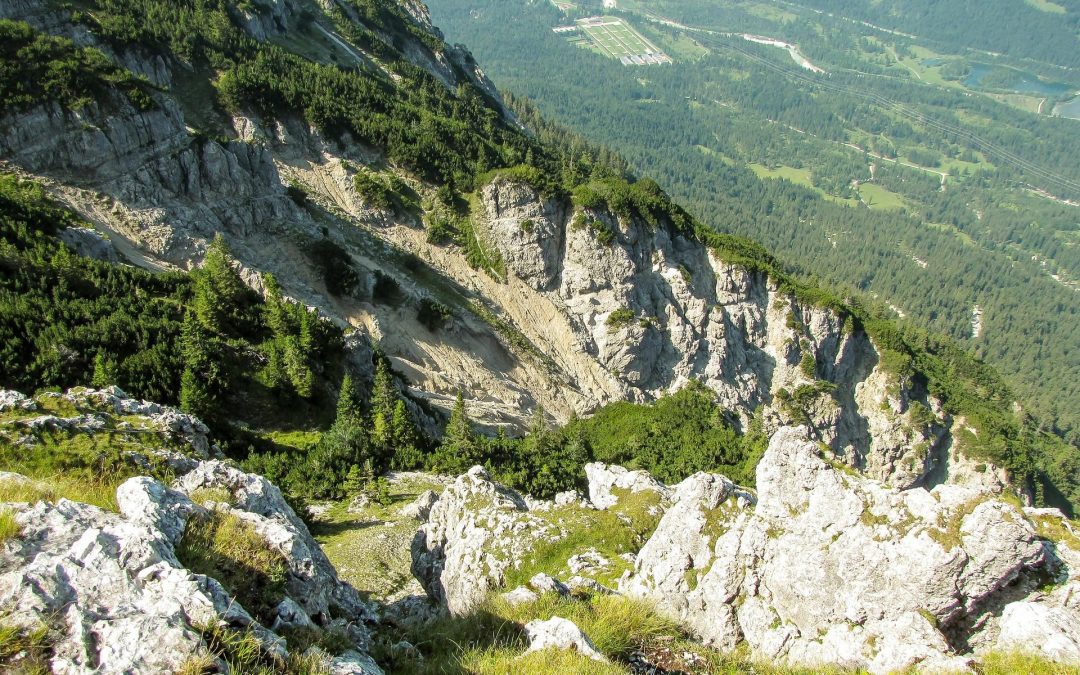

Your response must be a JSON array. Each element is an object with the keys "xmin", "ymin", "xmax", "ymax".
[
  {"xmin": 413, "ymin": 428, "xmax": 1080, "ymax": 673},
  {"xmin": 2, "ymin": 0, "xmax": 1080, "ymax": 669},
  {"xmin": 2, "ymin": 0, "xmax": 1052, "ymax": 507},
  {"xmin": 0, "ymin": 387, "xmax": 382, "ymax": 672},
  {"xmin": 5, "ymin": 386, "xmax": 1076, "ymax": 673}
]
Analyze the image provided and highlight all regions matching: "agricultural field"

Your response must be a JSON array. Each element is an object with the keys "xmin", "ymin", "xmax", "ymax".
[{"xmin": 567, "ymin": 16, "xmax": 672, "ymax": 65}]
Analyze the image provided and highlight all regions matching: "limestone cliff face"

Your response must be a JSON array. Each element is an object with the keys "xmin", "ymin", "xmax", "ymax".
[{"xmin": 477, "ymin": 177, "xmax": 976, "ymax": 489}]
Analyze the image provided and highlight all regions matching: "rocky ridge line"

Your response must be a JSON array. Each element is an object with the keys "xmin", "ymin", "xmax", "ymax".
[{"xmin": 411, "ymin": 425, "xmax": 1080, "ymax": 673}]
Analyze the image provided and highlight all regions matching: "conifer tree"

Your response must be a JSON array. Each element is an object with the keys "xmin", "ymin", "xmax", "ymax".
[
  {"xmin": 91, "ymin": 352, "xmax": 118, "ymax": 389},
  {"xmin": 193, "ymin": 234, "xmax": 245, "ymax": 333},
  {"xmin": 335, "ymin": 373, "xmax": 360, "ymax": 424},
  {"xmin": 430, "ymin": 391, "xmax": 482, "ymax": 474},
  {"xmin": 178, "ymin": 312, "xmax": 221, "ymax": 419},
  {"xmin": 370, "ymin": 358, "xmax": 397, "ymax": 450},
  {"xmin": 390, "ymin": 399, "xmax": 423, "ymax": 470},
  {"xmin": 179, "ymin": 366, "xmax": 212, "ymax": 419}
]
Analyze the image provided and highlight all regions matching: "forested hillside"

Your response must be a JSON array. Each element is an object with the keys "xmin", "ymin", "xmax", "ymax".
[
  {"xmin": 791, "ymin": 0, "xmax": 1080, "ymax": 69},
  {"xmin": 428, "ymin": 0, "xmax": 1080, "ymax": 438}
]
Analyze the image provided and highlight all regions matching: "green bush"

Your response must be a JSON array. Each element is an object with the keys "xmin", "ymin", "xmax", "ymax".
[
  {"xmin": 353, "ymin": 171, "xmax": 395, "ymax": 211},
  {"xmin": 417, "ymin": 297, "xmax": 452, "ymax": 331},
  {"xmin": 605, "ymin": 308, "xmax": 635, "ymax": 331}
]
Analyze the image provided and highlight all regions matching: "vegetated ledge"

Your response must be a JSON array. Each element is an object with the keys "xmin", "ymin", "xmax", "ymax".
[{"xmin": 0, "ymin": 386, "xmax": 382, "ymax": 674}]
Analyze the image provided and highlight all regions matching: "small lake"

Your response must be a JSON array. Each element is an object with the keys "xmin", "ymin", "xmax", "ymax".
[
  {"xmin": 1054, "ymin": 96, "xmax": 1080, "ymax": 120},
  {"xmin": 964, "ymin": 62, "xmax": 1072, "ymax": 96}
]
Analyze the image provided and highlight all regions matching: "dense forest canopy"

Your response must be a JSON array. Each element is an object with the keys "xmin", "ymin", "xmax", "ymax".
[{"xmin": 787, "ymin": 0, "xmax": 1080, "ymax": 70}]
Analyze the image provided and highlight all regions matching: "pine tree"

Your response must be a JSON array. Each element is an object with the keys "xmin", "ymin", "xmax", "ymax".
[
  {"xmin": 335, "ymin": 373, "xmax": 360, "ymax": 424},
  {"xmin": 263, "ymin": 273, "xmax": 288, "ymax": 337},
  {"xmin": 193, "ymin": 233, "xmax": 246, "ymax": 333},
  {"xmin": 390, "ymin": 399, "xmax": 423, "ymax": 470},
  {"xmin": 370, "ymin": 359, "xmax": 397, "ymax": 449},
  {"xmin": 91, "ymin": 352, "xmax": 118, "ymax": 388},
  {"xmin": 430, "ymin": 391, "xmax": 481, "ymax": 474},
  {"xmin": 177, "ymin": 312, "xmax": 224, "ymax": 418},
  {"xmin": 179, "ymin": 366, "xmax": 211, "ymax": 419},
  {"xmin": 343, "ymin": 464, "xmax": 366, "ymax": 497}
]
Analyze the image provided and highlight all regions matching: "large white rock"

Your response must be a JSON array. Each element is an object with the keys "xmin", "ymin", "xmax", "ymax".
[
  {"xmin": 624, "ymin": 426, "xmax": 1048, "ymax": 674},
  {"xmin": 174, "ymin": 460, "xmax": 376, "ymax": 624},
  {"xmin": 996, "ymin": 601, "xmax": 1080, "ymax": 662},
  {"xmin": 411, "ymin": 466, "xmax": 561, "ymax": 615},
  {"xmin": 401, "ymin": 490, "xmax": 439, "ymax": 522},
  {"xmin": 523, "ymin": 616, "xmax": 607, "ymax": 662},
  {"xmin": 0, "ymin": 497, "xmax": 249, "ymax": 673},
  {"xmin": 584, "ymin": 462, "xmax": 670, "ymax": 509}
]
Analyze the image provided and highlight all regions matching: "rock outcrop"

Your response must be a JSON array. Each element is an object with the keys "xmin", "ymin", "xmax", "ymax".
[
  {"xmin": 410, "ymin": 466, "xmax": 562, "ymax": 615},
  {"xmin": 584, "ymin": 462, "xmax": 670, "ymax": 509},
  {"xmin": 0, "ymin": 388, "xmax": 382, "ymax": 674},
  {"xmin": 409, "ymin": 427, "xmax": 1079, "ymax": 672},
  {"xmin": 988, "ymin": 509, "xmax": 1080, "ymax": 662},
  {"xmin": 623, "ymin": 426, "xmax": 1055, "ymax": 673},
  {"xmin": 523, "ymin": 616, "xmax": 607, "ymax": 662}
]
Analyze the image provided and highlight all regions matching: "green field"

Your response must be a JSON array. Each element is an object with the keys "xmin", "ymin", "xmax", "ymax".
[
  {"xmin": 749, "ymin": 163, "xmax": 860, "ymax": 206},
  {"xmin": 749, "ymin": 163, "xmax": 813, "ymax": 185},
  {"xmin": 575, "ymin": 17, "xmax": 669, "ymax": 63},
  {"xmin": 858, "ymin": 183, "xmax": 907, "ymax": 210}
]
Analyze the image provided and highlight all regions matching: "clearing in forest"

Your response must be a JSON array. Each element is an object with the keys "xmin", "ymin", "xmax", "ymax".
[{"xmin": 557, "ymin": 16, "xmax": 672, "ymax": 65}]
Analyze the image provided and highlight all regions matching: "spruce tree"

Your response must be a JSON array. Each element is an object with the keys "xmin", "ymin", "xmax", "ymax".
[
  {"xmin": 335, "ymin": 373, "xmax": 360, "ymax": 424},
  {"xmin": 430, "ymin": 391, "xmax": 481, "ymax": 474},
  {"xmin": 91, "ymin": 352, "xmax": 118, "ymax": 389},
  {"xmin": 370, "ymin": 358, "xmax": 397, "ymax": 449},
  {"xmin": 390, "ymin": 399, "xmax": 423, "ymax": 470},
  {"xmin": 179, "ymin": 366, "xmax": 212, "ymax": 419},
  {"xmin": 178, "ymin": 312, "xmax": 223, "ymax": 418}
]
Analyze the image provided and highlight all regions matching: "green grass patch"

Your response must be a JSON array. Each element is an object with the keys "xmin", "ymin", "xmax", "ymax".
[
  {"xmin": 494, "ymin": 593, "xmax": 678, "ymax": 659},
  {"xmin": 503, "ymin": 488, "xmax": 662, "ymax": 589},
  {"xmin": 0, "ymin": 427, "xmax": 178, "ymax": 511},
  {"xmin": 0, "ymin": 509, "xmax": 20, "ymax": 545},
  {"xmin": 181, "ymin": 622, "xmax": 333, "ymax": 675},
  {"xmin": 312, "ymin": 475, "xmax": 445, "ymax": 601},
  {"xmin": 460, "ymin": 646, "xmax": 624, "ymax": 675},
  {"xmin": 1029, "ymin": 513, "xmax": 1080, "ymax": 551},
  {"xmin": 927, "ymin": 498, "xmax": 983, "ymax": 551},
  {"xmin": 749, "ymin": 164, "xmax": 814, "ymax": 187},
  {"xmin": 0, "ymin": 619, "xmax": 53, "ymax": 674},
  {"xmin": 188, "ymin": 487, "xmax": 236, "ymax": 506},
  {"xmin": 176, "ymin": 508, "xmax": 288, "ymax": 624},
  {"xmin": 977, "ymin": 650, "xmax": 1080, "ymax": 674},
  {"xmin": 858, "ymin": 183, "xmax": 906, "ymax": 210}
]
